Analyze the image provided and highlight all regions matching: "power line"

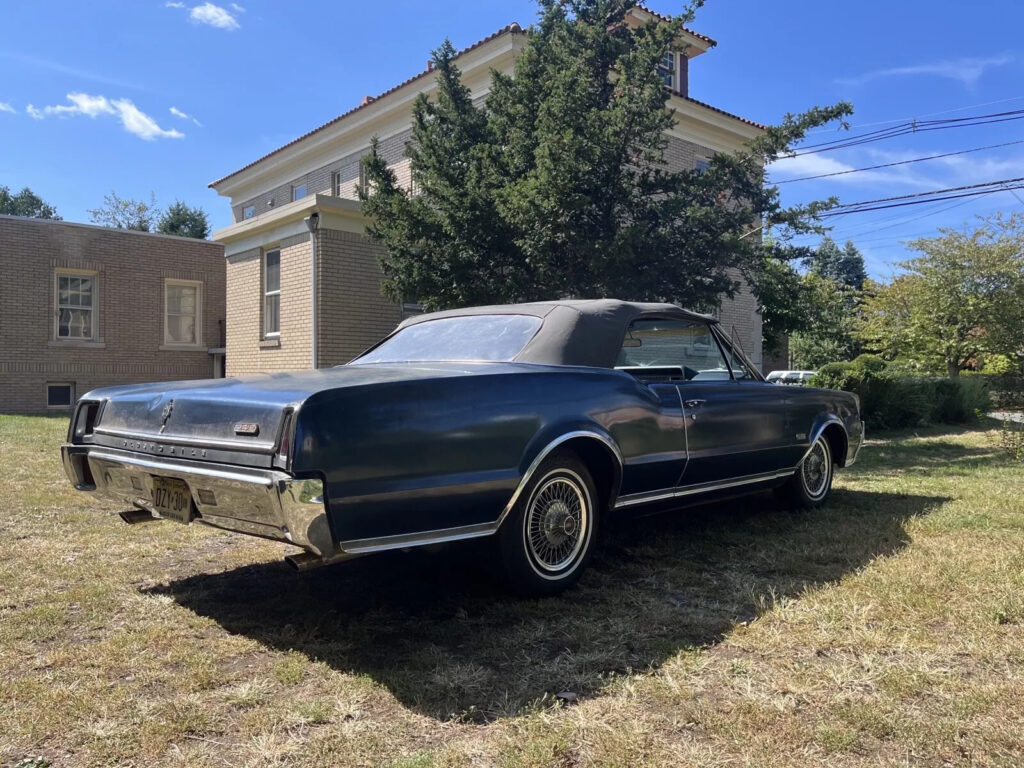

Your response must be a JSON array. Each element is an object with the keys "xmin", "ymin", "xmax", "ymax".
[
  {"xmin": 774, "ymin": 139, "xmax": 1024, "ymax": 184},
  {"xmin": 820, "ymin": 177, "xmax": 1024, "ymax": 217},
  {"xmin": 801, "ymin": 95, "xmax": 1024, "ymax": 136},
  {"xmin": 788, "ymin": 108, "xmax": 1024, "ymax": 157}
]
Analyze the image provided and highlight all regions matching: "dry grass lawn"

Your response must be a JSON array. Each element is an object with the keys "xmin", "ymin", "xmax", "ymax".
[{"xmin": 1, "ymin": 414, "xmax": 1022, "ymax": 767}]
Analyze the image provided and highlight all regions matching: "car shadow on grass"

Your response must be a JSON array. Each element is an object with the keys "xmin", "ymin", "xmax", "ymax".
[{"xmin": 146, "ymin": 487, "xmax": 946, "ymax": 723}]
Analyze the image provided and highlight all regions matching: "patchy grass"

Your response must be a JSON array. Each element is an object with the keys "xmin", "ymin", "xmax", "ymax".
[{"xmin": 1, "ymin": 414, "xmax": 1022, "ymax": 766}]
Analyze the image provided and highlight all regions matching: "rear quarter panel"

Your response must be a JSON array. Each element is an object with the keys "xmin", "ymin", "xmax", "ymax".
[{"xmin": 293, "ymin": 366, "xmax": 685, "ymax": 542}]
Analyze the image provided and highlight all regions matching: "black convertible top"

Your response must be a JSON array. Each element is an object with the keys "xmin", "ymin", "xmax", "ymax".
[{"xmin": 397, "ymin": 299, "xmax": 716, "ymax": 368}]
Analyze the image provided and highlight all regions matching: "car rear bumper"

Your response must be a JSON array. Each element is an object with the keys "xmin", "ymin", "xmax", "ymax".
[{"xmin": 61, "ymin": 444, "xmax": 333, "ymax": 556}]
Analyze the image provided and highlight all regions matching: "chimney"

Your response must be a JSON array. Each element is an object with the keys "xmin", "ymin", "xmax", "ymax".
[
  {"xmin": 360, "ymin": 95, "xmax": 375, "ymax": 107},
  {"xmin": 427, "ymin": 60, "xmax": 434, "ymax": 71}
]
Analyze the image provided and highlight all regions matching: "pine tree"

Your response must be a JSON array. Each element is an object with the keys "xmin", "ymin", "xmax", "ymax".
[{"xmin": 362, "ymin": 0, "xmax": 852, "ymax": 312}]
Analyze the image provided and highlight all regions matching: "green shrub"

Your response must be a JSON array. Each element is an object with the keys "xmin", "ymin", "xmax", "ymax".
[
  {"xmin": 999, "ymin": 418, "xmax": 1024, "ymax": 461},
  {"xmin": 811, "ymin": 359, "xmax": 991, "ymax": 429}
]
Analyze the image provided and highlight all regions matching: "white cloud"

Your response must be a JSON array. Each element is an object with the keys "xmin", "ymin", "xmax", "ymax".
[
  {"xmin": 165, "ymin": 1, "xmax": 185, "ymax": 7},
  {"xmin": 770, "ymin": 152, "xmax": 935, "ymax": 188},
  {"xmin": 169, "ymin": 105, "xmax": 203, "ymax": 126},
  {"xmin": 189, "ymin": 2, "xmax": 240, "ymax": 30},
  {"xmin": 230, "ymin": 3, "xmax": 245, "ymax": 12},
  {"xmin": 0, "ymin": 102, "xmax": 15, "ymax": 114},
  {"xmin": 838, "ymin": 55, "xmax": 1014, "ymax": 88},
  {"xmin": 26, "ymin": 92, "xmax": 184, "ymax": 140}
]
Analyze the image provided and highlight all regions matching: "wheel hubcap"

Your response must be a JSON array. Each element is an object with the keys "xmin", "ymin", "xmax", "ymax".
[
  {"xmin": 526, "ymin": 475, "xmax": 588, "ymax": 572},
  {"xmin": 801, "ymin": 439, "xmax": 830, "ymax": 498}
]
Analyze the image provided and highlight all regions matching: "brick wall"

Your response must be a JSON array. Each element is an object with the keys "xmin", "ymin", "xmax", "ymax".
[
  {"xmin": 0, "ymin": 216, "xmax": 225, "ymax": 415},
  {"xmin": 225, "ymin": 233, "xmax": 313, "ymax": 375},
  {"xmin": 317, "ymin": 229, "xmax": 403, "ymax": 366},
  {"xmin": 232, "ymin": 129, "xmax": 414, "ymax": 223}
]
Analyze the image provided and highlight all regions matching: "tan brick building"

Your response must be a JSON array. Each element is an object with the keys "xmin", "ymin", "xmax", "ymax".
[
  {"xmin": 210, "ymin": 8, "xmax": 767, "ymax": 375},
  {"xmin": 0, "ymin": 215, "xmax": 225, "ymax": 414}
]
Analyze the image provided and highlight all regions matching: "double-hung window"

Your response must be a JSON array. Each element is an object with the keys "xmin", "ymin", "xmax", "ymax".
[
  {"xmin": 164, "ymin": 280, "xmax": 202, "ymax": 346},
  {"xmin": 658, "ymin": 53, "xmax": 676, "ymax": 89},
  {"xmin": 55, "ymin": 271, "xmax": 97, "ymax": 340},
  {"xmin": 263, "ymin": 248, "xmax": 281, "ymax": 337}
]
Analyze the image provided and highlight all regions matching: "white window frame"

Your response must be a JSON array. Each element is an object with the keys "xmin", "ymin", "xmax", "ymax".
[
  {"xmin": 54, "ymin": 269, "xmax": 99, "ymax": 341},
  {"xmin": 659, "ymin": 52, "xmax": 677, "ymax": 91},
  {"xmin": 242, "ymin": 204, "xmax": 255, "ymax": 220},
  {"xmin": 358, "ymin": 160, "xmax": 369, "ymax": 196},
  {"xmin": 263, "ymin": 248, "xmax": 281, "ymax": 338},
  {"xmin": 46, "ymin": 382, "xmax": 75, "ymax": 410},
  {"xmin": 291, "ymin": 183, "xmax": 307, "ymax": 201},
  {"xmin": 163, "ymin": 279, "xmax": 203, "ymax": 347},
  {"xmin": 332, "ymin": 170, "xmax": 344, "ymax": 197}
]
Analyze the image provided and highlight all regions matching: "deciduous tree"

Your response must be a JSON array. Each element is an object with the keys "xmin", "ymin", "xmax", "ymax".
[
  {"xmin": 0, "ymin": 185, "xmax": 60, "ymax": 219},
  {"xmin": 88, "ymin": 191, "xmax": 157, "ymax": 232},
  {"xmin": 860, "ymin": 215, "xmax": 1024, "ymax": 376}
]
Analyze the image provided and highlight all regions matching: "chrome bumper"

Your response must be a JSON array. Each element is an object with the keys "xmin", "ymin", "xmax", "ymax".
[
  {"xmin": 61, "ymin": 444, "xmax": 334, "ymax": 556},
  {"xmin": 846, "ymin": 420, "xmax": 866, "ymax": 467}
]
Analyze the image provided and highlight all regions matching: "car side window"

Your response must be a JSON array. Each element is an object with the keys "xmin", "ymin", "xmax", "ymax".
[{"xmin": 615, "ymin": 318, "xmax": 732, "ymax": 382}]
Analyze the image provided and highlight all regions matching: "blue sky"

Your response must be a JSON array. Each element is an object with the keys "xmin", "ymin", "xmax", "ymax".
[{"xmin": 2, "ymin": 1, "xmax": 1022, "ymax": 279}]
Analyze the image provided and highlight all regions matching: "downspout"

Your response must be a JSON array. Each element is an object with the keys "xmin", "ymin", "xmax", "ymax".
[{"xmin": 303, "ymin": 212, "xmax": 320, "ymax": 369}]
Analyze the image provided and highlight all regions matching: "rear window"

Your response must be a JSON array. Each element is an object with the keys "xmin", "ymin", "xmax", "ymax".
[{"xmin": 352, "ymin": 314, "xmax": 542, "ymax": 364}]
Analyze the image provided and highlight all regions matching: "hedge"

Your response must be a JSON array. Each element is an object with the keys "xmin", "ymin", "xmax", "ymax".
[{"xmin": 811, "ymin": 355, "xmax": 993, "ymax": 430}]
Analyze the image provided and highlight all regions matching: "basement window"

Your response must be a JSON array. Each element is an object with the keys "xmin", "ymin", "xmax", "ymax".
[{"xmin": 47, "ymin": 383, "xmax": 74, "ymax": 409}]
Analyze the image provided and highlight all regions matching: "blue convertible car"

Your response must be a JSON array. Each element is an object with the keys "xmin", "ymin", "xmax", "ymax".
[{"xmin": 62, "ymin": 300, "xmax": 863, "ymax": 595}]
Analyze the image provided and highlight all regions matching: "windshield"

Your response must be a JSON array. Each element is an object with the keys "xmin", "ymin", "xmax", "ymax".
[{"xmin": 352, "ymin": 314, "xmax": 543, "ymax": 364}]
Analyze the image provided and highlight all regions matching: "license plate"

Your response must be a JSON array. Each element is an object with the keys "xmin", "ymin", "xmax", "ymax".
[{"xmin": 151, "ymin": 476, "xmax": 195, "ymax": 523}]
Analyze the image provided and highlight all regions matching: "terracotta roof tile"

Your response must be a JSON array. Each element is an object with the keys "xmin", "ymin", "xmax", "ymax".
[
  {"xmin": 209, "ymin": 23, "xmax": 526, "ymax": 188},
  {"xmin": 633, "ymin": 4, "xmax": 717, "ymax": 47},
  {"xmin": 681, "ymin": 95, "xmax": 766, "ymax": 130}
]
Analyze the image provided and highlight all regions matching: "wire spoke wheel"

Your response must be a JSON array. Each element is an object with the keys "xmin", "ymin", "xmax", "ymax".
[
  {"xmin": 800, "ymin": 438, "xmax": 831, "ymax": 499},
  {"xmin": 524, "ymin": 473, "xmax": 589, "ymax": 573}
]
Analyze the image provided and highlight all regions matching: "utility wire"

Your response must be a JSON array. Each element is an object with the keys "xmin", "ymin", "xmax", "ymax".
[
  {"xmin": 820, "ymin": 177, "xmax": 1024, "ymax": 217},
  {"xmin": 788, "ymin": 108, "xmax": 1024, "ymax": 157},
  {"xmin": 801, "ymin": 95, "xmax": 1024, "ymax": 136},
  {"xmin": 774, "ymin": 139, "xmax": 1024, "ymax": 184}
]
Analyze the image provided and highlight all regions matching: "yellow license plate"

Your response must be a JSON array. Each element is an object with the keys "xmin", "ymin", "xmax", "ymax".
[{"xmin": 151, "ymin": 476, "xmax": 195, "ymax": 523}]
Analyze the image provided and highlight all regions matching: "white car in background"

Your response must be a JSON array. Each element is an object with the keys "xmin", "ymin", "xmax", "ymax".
[{"xmin": 766, "ymin": 370, "xmax": 817, "ymax": 386}]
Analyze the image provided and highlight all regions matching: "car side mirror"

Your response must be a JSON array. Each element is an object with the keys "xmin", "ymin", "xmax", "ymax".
[{"xmin": 621, "ymin": 337, "xmax": 642, "ymax": 348}]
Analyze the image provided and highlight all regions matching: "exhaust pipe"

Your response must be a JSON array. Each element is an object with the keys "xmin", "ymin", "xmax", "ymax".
[
  {"xmin": 120, "ymin": 508, "xmax": 160, "ymax": 525},
  {"xmin": 285, "ymin": 550, "xmax": 362, "ymax": 572}
]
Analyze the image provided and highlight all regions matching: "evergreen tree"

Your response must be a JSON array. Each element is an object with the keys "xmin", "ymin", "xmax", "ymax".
[
  {"xmin": 158, "ymin": 200, "xmax": 211, "ymax": 239},
  {"xmin": 362, "ymin": 0, "xmax": 852, "ymax": 312}
]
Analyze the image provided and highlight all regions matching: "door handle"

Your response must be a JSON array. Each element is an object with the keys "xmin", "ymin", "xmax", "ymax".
[{"xmin": 684, "ymin": 399, "xmax": 706, "ymax": 409}]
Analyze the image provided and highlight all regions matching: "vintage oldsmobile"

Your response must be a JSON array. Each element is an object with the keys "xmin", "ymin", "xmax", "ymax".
[{"xmin": 62, "ymin": 300, "xmax": 864, "ymax": 595}]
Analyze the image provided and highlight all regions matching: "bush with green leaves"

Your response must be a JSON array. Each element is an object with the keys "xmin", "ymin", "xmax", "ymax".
[{"xmin": 811, "ymin": 356, "xmax": 991, "ymax": 429}]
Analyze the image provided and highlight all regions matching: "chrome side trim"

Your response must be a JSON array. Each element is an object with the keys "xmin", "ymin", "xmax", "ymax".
[
  {"xmin": 338, "ymin": 429, "xmax": 625, "ymax": 555},
  {"xmin": 495, "ymin": 429, "xmax": 624, "ymax": 530},
  {"xmin": 800, "ymin": 416, "xmax": 847, "ymax": 465},
  {"xmin": 340, "ymin": 521, "xmax": 497, "ymax": 554},
  {"xmin": 613, "ymin": 468, "xmax": 796, "ymax": 509}
]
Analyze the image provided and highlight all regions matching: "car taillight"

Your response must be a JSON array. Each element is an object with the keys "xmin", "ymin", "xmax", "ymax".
[
  {"xmin": 274, "ymin": 410, "xmax": 296, "ymax": 470},
  {"xmin": 71, "ymin": 401, "xmax": 102, "ymax": 441}
]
